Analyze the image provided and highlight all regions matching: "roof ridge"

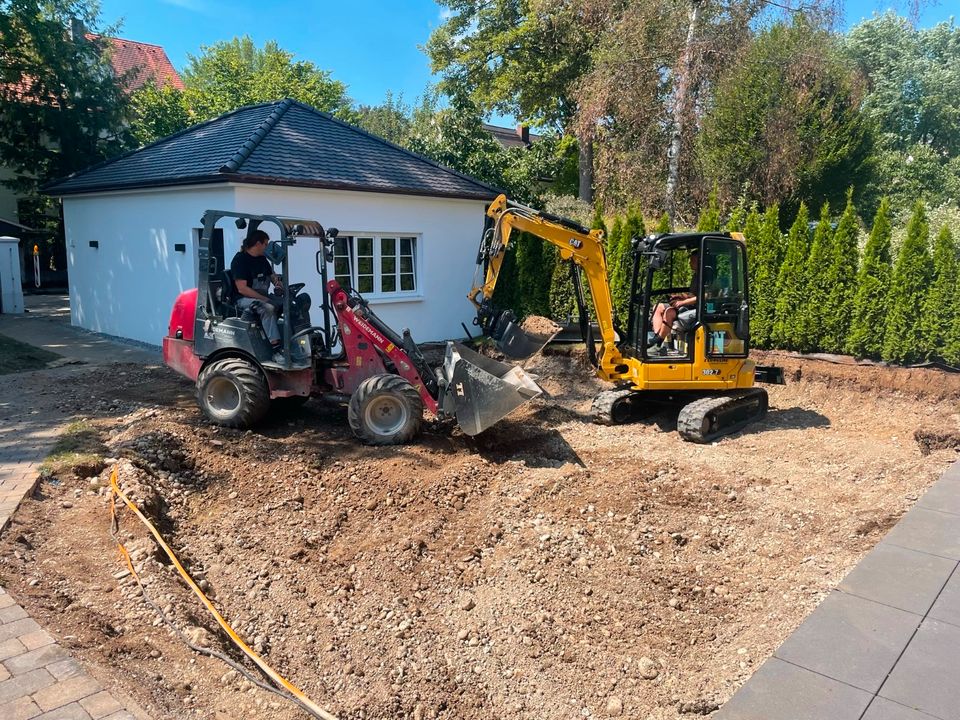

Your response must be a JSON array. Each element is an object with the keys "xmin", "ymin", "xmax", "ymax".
[
  {"xmin": 41, "ymin": 101, "xmax": 281, "ymax": 192},
  {"xmin": 219, "ymin": 99, "xmax": 292, "ymax": 174},
  {"xmin": 284, "ymin": 99, "xmax": 502, "ymax": 196}
]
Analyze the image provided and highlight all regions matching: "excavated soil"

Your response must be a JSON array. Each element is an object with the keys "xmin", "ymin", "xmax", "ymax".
[{"xmin": 2, "ymin": 353, "xmax": 959, "ymax": 720}]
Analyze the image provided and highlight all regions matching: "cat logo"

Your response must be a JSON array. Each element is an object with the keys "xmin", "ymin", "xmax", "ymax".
[
  {"xmin": 456, "ymin": 382, "xmax": 465, "ymax": 397},
  {"xmin": 569, "ymin": 237, "xmax": 583, "ymax": 249}
]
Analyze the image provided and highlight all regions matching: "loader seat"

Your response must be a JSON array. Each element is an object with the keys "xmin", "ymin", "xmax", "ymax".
[{"xmin": 214, "ymin": 270, "xmax": 240, "ymax": 318}]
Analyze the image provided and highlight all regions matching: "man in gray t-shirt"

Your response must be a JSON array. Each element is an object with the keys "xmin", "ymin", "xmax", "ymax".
[{"xmin": 231, "ymin": 230, "xmax": 283, "ymax": 354}]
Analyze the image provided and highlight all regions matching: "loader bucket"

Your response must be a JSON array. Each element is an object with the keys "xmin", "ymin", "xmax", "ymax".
[{"xmin": 441, "ymin": 342, "xmax": 544, "ymax": 436}]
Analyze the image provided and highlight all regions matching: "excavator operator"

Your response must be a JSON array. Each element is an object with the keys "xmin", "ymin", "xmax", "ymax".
[{"xmin": 650, "ymin": 248, "xmax": 699, "ymax": 353}]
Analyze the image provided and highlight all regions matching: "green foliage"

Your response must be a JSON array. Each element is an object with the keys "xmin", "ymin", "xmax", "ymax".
[
  {"xmin": 798, "ymin": 203, "xmax": 834, "ymax": 351},
  {"xmin": 654, "ymin": 212, "xmax": 671, "ymax": 235},
  {"xmin": 605, "ymin": 216, "xmax": 628, "ymax": 319},
  {"xmin": 821, "ymin": 191, "xmax": 860, "ymax": 353},
  {"xmin": 700, "ymin": 17, "xmax": 874, "ymax": 215},
  {"xmin": 847, "ymin": 199, "xmax": 893, "ymax": 358},
  {"xmin": 748, "ymin": 204, "xmax": 781, "ymax": 348},
  {"xmin": 354, "ymin": 91, "xmax": 413, "ymax": 146},
  {"xmin": 696, "ymin": 186, "xmax": 721, "ymax": 232},
  {"xmin": 0, "ymin": 0, "xmax": 130, "ymax": 203},
  {"xmin": 772, "ymin": 203, "xmax": 811, "ymax": 349},
  {"xmin": 181, "ymin": 36, "xmax": 352, "ymax": 122},
  {"xmin": 921, "ymin": 226, "xmax": 958, "ymax": 360},
  {"xmin": 882, "ymin": 201, "xmax": 933, "ymax": 363},
  {"xmin": 128, "ymin": 82, "xmax": 192, "ymax": 145}
]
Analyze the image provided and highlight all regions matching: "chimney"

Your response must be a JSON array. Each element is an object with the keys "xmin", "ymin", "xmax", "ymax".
[
  {"xmin": 70, "ymin": 17, "xmax": 86, "ymax": 43},
  {"xmin": 517, "ymin": 124, "xmax": 530, "ymax": 144}
]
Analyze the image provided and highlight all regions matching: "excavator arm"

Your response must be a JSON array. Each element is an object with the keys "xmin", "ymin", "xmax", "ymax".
[{"xmin": 469, "ymin": 195, "xmax": 629, "ymax": 379}]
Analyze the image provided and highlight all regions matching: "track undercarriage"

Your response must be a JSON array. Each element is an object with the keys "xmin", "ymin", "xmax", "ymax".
[{"xmin": 591, "ymin": 387, "xmax": 769, "ymax": 443}]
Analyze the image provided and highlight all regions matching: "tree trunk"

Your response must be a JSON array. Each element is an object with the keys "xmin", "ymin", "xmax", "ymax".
[
  {"xmin": 578, "ymin": 134, "xmax": 594, "ymax": 203},
  {"xmin": 665, "ymin": 0, "xmax": 703, "ymax": 222}
]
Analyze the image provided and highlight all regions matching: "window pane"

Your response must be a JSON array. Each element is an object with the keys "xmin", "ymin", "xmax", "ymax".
[
  {"xmin": 381, "ymin": 256, "xmax": 396, "ymax": 275},
  {"xmin": 357, "ymin": 237, "xmax": 373, "ymax": 256},
  {"xmin": 358, "ymin": 256, "xmax": 373, "ymax": 275},
  {"xmin": 400, "ymin": 256, "xmax": 413, "ymax": 274},
  {"xmin": 400, "ymin": 237, "xmax": 413, "ymax": 255},
  {"xmin": 381, "ymin": 237, "xmax": 396, "ymax": 256},
  {"xmin": 382, "ymin": 274, "xmax": 396, "ymax": 292},
  {"xmin": 358, "ymin": 275, "xmax": 374, "ymax": 293},
  {"xmin": 400, "ymin": 273, "xmax": 415, "ymax": 291},
  {"xmin": 334, "ymin": 258, "xmax": 351, "ymax": 276}
]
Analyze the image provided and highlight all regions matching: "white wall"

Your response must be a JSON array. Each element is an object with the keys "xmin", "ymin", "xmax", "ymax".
[
  {"xmin": 233, "ymin": 185, "xmax": 488, "ymax": 343},
  {"xmin": 63, "ymin": 186, "xmax": 234, "ymax": 345},
  {"xmin": 61, "ymin": 184, "xmax": 489, "ymax": 346}
]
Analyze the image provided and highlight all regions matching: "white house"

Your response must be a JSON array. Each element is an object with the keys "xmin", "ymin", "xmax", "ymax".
[{"xmin": 44, "ymin": 99, "xmax": 499, "ymax": 346}]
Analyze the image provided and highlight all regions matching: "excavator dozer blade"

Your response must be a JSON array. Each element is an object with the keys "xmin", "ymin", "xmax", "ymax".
[{"xmin": 440, "ymin": 342, "xmax": 544, "ymax": 436}]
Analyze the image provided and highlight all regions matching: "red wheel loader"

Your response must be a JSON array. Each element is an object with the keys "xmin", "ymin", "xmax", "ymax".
[{"xmin": 162, "ymin": 210, "xmax": 542, "ymax": 444}]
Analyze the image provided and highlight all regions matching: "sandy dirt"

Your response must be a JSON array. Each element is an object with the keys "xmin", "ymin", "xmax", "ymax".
[{"xmin": 2, "ymin": 352, "xmax": 959, "ymax": 720}]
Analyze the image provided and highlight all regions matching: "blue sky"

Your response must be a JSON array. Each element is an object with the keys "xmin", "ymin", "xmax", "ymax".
[{"xmin": 99, "ymin": 0, "xmax": 955, "ymax": 121}]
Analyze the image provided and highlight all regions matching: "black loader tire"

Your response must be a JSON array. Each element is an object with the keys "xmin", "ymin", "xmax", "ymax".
[
  {"xmin": 348, "ymin": 374, "xmax": 423, "ymax": 445},
  {"xmin": 197, "ymin": 357, "xmax": 270, "ymax": 428}
]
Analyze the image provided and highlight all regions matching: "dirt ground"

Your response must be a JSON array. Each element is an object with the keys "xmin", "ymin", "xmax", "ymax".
[{"xmin": 2, "ymin": 351, "xmax": 960, "ymax": 720}]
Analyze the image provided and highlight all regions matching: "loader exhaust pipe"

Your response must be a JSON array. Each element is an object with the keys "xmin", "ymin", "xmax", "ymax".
[{"xmin": 440, "ymin": 342, "xmax": 544, "ymax": 436}]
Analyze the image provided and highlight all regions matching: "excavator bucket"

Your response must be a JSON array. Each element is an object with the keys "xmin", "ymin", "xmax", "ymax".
[
  {"xmin": 440, "ymin": 342, "xmax": 544, "ymax": 436},
  {"xmin": 495, "ymin": 320, "xmax": 558, "ymax": 360}
]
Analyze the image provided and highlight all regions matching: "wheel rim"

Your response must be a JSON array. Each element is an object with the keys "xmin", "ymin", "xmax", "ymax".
[
  {"xmin": 206, "ymin": 376, "xmax": 241, "ymax": 416},
  {"xmin": 364, "ymin": 394, "xmax": 408, "ymax": 437}
]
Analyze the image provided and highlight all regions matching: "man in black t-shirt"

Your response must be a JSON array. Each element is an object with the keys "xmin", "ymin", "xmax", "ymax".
[{"xmin": 231, "ymin": 230, "xmax": 283, "ymax": 357}]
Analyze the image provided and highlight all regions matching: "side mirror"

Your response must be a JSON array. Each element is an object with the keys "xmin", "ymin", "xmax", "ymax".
[
  {"xmin": 736, "ymin": 301, "xmax": 750, "ymax": 341},
  {"xmin": 326, "ymin": 227, "xmax": 339, "ymax": 239},
  {"xmin": 649, "ymin": 248, "xmax": 669, "ymax": 270},
  {"xmin": 265, "ymin": 241, "xmax": 286, "ymax": 265},
  {"xmin": 292, "ymin": 224, "xmax": 306, "ymax": 237}
]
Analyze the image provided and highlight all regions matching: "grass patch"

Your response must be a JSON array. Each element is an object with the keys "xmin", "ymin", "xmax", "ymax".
[
  {"xmin": 40, "ymin": 420, "xmax": 108, "ymax": 479},
  {"xmin": 0, "ymin": 333, "xmax": 61, "ymax": 375}
]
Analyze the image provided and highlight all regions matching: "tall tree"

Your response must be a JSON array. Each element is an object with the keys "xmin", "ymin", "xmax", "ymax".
[
  {"xmin": 699, "ymin": 16, "xmax": 874, "ymax": 216},
  {"xmin": 0, "ymin": 1, "xmax": 130, "ymax": 220},
  {"xmin": 426, "ymin": 0, "xmax": 598, "ymax": 200},
  {"xmin": 799, "ymin": 203, "xmax": 834, "ymax": 351},
  {"xmin": 821, "ymin": 190, "xmax": 860, "ymax": 353},
  {"xmin": 354, "ymin": 91, "xmax": 413, "ymax": 146},
  {"xmin": 921, "ymin": 225, "xmax": 958, "ymax": 359},
  {"xmin": 847, "ymin": 198, "xmax": 893, "ymax": 359},
  {"xmin": 181, "ymin": 36, "xmax": 352, "ymax": 122},
  {"xmin": 772, "ymin": 203, "xmax": 810, "ymax": 350},
  {"xmin": 696, "ymin": 184, "xmax": 721, "ymax": 231},
  {"xmin": 882, "ymin": 201, "xmax": 932, "ymax": 364},
  {"xmin": 748, "ymin": 204, "xmax": 781, "ymax": 348},
  {"xmin": 128, "ymin": 82, "xmax": 192, "ymax": 146}
]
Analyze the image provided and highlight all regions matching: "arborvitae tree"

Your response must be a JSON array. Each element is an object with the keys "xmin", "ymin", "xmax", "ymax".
[
  {"xmin": 515, "ymin": 232, "xmax": 553, "ymax": 317},
  {"xmin": 921, "ymin": 225, "xmax": 958, "ymax": 359},
  {"xmin": 882, "ymin": 201, "xmax": 933, "ymax": 364},
  {"xmin": 772, "ymin": 203, "xmax": 811, "ymax": 349},
  {"xmin": 697, "ymin": 186, "xmax": 722, "ymax": 232},
  {"xmin": 822, "ymin": 191, "xmax": 860, "ymax": 353},
  {"xmin": 606, "ymin": 217, "xmax": 630, "ymax": 320},
  {"xmin": 752, "ymin": 205, "xmax": 784, "ymax": 348},
  {"xmin": 847, "ymin": 198, "xmax": 893, "ymax": 359},
  {"xmin": 655, "ymin": 212, "xmax": 671, "ymax": 234},
  {"xmin": 798, "ymin": 203, "xmax": 834, "ymax": 351},
  {"xmin": 592, "ymin": 202, "xmax": 608, "ymax": 237},
  {"xmin": 741, "ymin": 205, "xmax": 765, "ymax": 343}
]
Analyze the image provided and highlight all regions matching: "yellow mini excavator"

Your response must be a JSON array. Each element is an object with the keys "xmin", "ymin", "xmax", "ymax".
[{"xmin": 468, "ymin": 195, "xmax": 784, "ymax": 443}]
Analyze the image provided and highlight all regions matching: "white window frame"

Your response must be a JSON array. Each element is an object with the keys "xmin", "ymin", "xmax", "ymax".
[{"xmin": 331, "ymin": 233, "xmax": 422, "ymax": 300}]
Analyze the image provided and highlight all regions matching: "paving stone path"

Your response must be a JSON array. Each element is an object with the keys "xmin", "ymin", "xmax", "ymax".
[
  {"xmin": 717, "ymin": 460, "xmax": 960, "ymax": 720},
  {"xmin": 1, "ymin": 295, "xmax": 152, "ymax": 719}
]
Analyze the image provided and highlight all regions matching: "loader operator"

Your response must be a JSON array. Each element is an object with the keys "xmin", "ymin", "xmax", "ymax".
[
  {"xmin": 231, "ymin": 230, "xmax": 284, "ymax": 357},
  {"xmin": 650, "ymin": 249, "xmax": 699, "ymax": 353}
]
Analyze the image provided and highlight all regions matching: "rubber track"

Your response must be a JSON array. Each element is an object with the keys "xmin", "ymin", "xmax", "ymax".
[
  {"xmin": 197, "ymin": 357, "xmax": 270, "ymax": 428},
  {"xmin": 677, "ymin": 388, "xmax": 768, "ymax": 443},
  {"xmin": 348, "ymin": 373, "xmax": 423, "ymax": 445},
  {"xmin": 590, "ymin": 389, "xmax": 636, "ymax": 425}
]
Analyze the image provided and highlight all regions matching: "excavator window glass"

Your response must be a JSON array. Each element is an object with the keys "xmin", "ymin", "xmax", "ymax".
[{"xmin": 701, "ymin": 239, "xmax": 748, "ymax": 358}]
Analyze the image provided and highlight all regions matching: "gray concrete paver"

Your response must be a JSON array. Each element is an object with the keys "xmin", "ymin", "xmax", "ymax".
[
  {"xmin": 917, "ymin": 479, "xmax": 960, "ymax": 517},
  {"xmin": 862, "ymin": 697, "xmax": 942, "ymax": 720},
  {"xmin": 0, "ymin": 668, "xmax": 55, "ymax": 705},
  {"xmin": 31, "ymin": 674, "xmax": 101, "ymax": 712},
  {"xmin": 837, "ymin": 543, "xmax": 957, "ymax": 615},
  {"xmin": 3, "ymin": 644, "xmax": 70, "ymax": 677},
  {"xmin": 713, "ymin": 657, "xmax": 873, "ymax": 720},
  {"xmin": 773, "ymin": 590, "xmax": 922, "ymax": 693},
  {"xmin": 8, "ymin": 694, "xmax": 42, "ymax": 720},
  {"xmin": 33, "ymin": 701, "xmax": 93, "ymax": 719},
  {"xmin": 882, "ymin": 507, "xmax": 960, "ymax": 560},
  {"xmin": 928, "ymin": 568, "xmax": 960, "ymax": 628},
  {"xmin": 880, "ymin": 618, "xmax": 960, "ymax": 720}
]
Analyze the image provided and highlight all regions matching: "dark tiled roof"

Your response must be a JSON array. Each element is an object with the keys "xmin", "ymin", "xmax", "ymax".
[
  {"xmin": 482, "ymin": 123, "xmax": 540, "ymax": 149},
  {"xmin": 43, "ymin": 100, "xmax": 500, "ymax": 201}
]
